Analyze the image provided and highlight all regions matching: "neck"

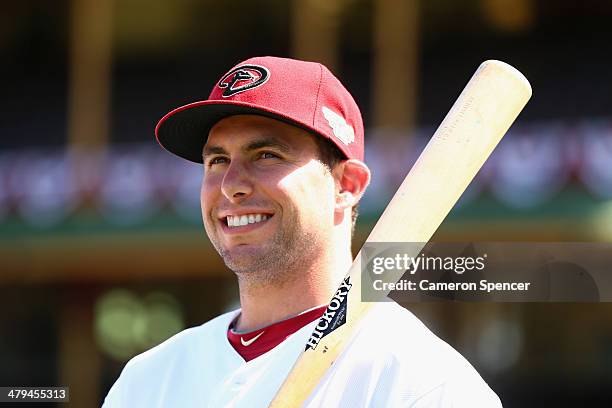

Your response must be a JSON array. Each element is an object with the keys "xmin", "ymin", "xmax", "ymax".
[{"xmin": 233, "ymin": 235, "xmax": 352, "ymax": 332}]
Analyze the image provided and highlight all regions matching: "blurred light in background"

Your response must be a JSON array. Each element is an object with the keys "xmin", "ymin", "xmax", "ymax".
[
  {"xmin": 94, "ymin": 289, "xmax": 185, "ymax": 361},
  {"xmin": 489, "ymin": 124, "xmax": 569, "ymax": 209},
  {"xmin": 94, "ymin": 290, "xmax": 146, "ymax": 361},
  {"xmin": 166, "ymin": 159, "xmax": 203, "ymax": 224},
  {"xmin": 143, "ymin": 292, "xmax": 186, "ymax": 349},
  {"xmin": 0, "ymin": 155, "xmax": 9, "ymax": 222},
  {"xmin": 591, "ymin": 201, "xmax": 612, "ymax": 242},
  {"xmin": 476, "ymin": 317, "xmax": 523, "ymax": 374},
  {"xmin": 578, "ymin": 121, "xmax": 612, "ymax": 200},
  {"xmin": 99, "ymin": 147, "xmax": 160, "ymax": 225},
  {"xmin": 480, "ymin": 0, "xmax": 535, "ymax": 33},
  {"xmin": 10, "ymin": 150, "xmax": 79, "ymax": 227}
]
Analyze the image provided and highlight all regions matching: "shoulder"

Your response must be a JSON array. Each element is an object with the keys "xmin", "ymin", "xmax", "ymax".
[
  {"xmin": 103, "ymin": 310, "xmax": 239, "ymax": 407},
  {"xmin": 355, "ymin": 302, "xmax": 501, "ymax": 406}
]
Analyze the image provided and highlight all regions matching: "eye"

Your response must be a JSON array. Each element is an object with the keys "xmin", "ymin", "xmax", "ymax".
[
  {"xmin": 259, "ymin": 151, "xmax": 279, "ymax": 160},
  {"xmin": 207, "ymin": 156, "xmax": 229, "ymax": 167}
]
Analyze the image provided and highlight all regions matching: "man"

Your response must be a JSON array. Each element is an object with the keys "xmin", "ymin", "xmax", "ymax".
[{"xmin": 103, "ymin": 56, "xmax": 501, "ymax": 407}]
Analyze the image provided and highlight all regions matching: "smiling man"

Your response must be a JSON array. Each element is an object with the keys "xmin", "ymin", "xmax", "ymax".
[
  {"xmin": 103, "ymin": 56, "xmax": 501, "ymax": 407},
  {"xmin": 201, "ymin": 114, "xmax": 366, "ymax": 336}
]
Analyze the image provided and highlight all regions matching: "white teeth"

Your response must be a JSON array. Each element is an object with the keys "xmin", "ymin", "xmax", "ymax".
[{"xmin": 226, "ymin": 213, "xmax": 271, "ymax": 228}]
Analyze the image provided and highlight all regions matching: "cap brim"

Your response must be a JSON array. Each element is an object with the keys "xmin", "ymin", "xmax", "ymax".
[{"xmin": 155, "ymin": 100, "xmax": 326, "ymax": 163}]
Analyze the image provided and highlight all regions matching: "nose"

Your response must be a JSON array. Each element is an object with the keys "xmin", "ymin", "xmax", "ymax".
[{"xmin": 221, "ymin": 159, "xmax": 253, "ymax": 202}]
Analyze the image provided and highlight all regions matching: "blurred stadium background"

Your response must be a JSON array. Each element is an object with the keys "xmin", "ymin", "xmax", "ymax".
[{"xmin": 2, "ymin": 0, "xmax": 612, "ymax": 406}]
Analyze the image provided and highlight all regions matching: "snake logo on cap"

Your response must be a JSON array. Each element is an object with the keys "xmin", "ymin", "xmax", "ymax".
[{"xmin": 218, "ymin": 65, "xmax": 270, "ymax": 97}]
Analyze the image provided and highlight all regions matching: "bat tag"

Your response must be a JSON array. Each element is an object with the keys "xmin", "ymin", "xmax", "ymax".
[{"xmin": 305, "ymin": 277, "xmax": 352, "ymax": 351}]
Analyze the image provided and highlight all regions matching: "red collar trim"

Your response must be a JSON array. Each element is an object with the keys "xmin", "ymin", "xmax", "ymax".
[{"xmin": 227, "ymin": 305, "xmax": 327, "ymax": 362}]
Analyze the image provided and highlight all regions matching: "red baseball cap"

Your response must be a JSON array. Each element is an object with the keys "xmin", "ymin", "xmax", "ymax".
[{"xmin": 155, "ymin": 56, "xmax": 364, "ymax": 163}]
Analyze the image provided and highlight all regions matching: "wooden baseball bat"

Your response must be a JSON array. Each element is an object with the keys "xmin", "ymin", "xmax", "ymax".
[{"xmin": 268, "ymin": 60, "xmax": 532, "ymax": 407}]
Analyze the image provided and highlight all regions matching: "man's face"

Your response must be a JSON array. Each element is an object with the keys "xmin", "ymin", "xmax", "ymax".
[{"xmin": 201, "ymin": 115, "xmax": 337, "ymax": 283}]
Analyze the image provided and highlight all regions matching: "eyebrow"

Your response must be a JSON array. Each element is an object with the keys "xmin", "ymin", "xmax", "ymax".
[
  {"xmin": 202, "ymin": 145, "xmax": 227, "ymax": 158},
  {"xmin": 203, "ymin": 137, "xmax": 292, "ymax": 159},
  {"xmin": 245, "ymin": 138, "xmax": 291, "ymax": 153}
]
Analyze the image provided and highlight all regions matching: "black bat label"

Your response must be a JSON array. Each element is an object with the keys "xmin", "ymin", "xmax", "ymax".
[{"xmin": 305, "ymin": 277, "xmax": 352, "ymax": 351}]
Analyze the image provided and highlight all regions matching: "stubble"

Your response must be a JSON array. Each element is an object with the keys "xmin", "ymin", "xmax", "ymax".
[{"xmin": 207, "ymin": 212, "xmax": 324, "ymax": 289}]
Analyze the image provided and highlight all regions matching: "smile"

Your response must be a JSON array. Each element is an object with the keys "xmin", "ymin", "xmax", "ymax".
[{"xmin": 226, "ymin": 213, "xmax": 270, "ymax": 228}]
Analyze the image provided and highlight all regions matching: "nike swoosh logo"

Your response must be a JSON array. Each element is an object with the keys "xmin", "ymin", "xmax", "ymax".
[{"xmin": 240, "ymin": 331, "xmax": 265, "ymax": 346}]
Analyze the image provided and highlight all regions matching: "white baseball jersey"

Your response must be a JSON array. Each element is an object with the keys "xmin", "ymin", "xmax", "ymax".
[{"xmin": 103, "ymin": 302, "xmax": 502, "ymax": 407}]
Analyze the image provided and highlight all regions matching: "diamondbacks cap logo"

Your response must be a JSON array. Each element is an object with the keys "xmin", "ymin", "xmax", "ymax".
[
  {"xmin": 322, "ymin": 106, "xmax": 355, "ymax": 145},
  {"xmin": 218, "ymin": 65, "xmax": 270, "ymax": 97}
]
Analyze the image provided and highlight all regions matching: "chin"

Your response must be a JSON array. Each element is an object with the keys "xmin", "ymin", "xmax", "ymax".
[{"xmin": 222, "ymin": 245, "xmax": 269, "ymax": 269}]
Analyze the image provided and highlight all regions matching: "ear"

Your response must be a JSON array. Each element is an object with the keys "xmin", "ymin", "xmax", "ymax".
[{"xmin": 333, "ymin": 159, "xmax": 371, "ymax": 213}]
